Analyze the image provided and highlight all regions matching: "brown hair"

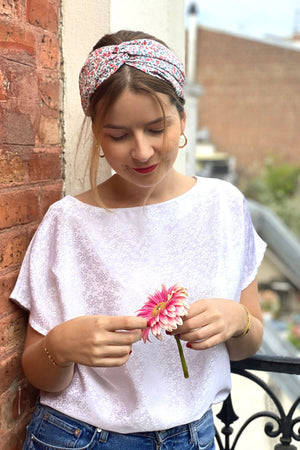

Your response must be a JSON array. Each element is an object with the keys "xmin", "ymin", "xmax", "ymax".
[{"xmin": 80, "ymin": 30, "xmax": 185, "ymax": 207}]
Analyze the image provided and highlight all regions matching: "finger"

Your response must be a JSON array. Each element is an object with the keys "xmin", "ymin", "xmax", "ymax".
[
  {"xmin": 106, "ymin": 316, "xmax": 148, "ymax": 331},
  {"xmin": 85, "ymin": 352, "xmax": 131, "ymax": 368},
  {"xmin": 178, "ymin": 324, "xmax": 208, "ymax": 341},
  {"xmin": 170, "ymin": 315, "xmax": 208, "ymax": 336},
  {"xmin": 110, "ymin": 329, "xmax": 143, "ymax": 345},
  {"xmin": 81, "ymin": 343, "xmax": 132, "ymax": 365},
  {"xmin": 100, "ymin": 344, "xmax": 132, "ymax": 358},
  {"xmin": 186, "ymin": 334, "xmax": 221, "ymax": 351},
  {"xmin": 97, "ymin": 354, "xmax": 131, "ymax": 367},
  {"xmin": 91, "ymin": 329, "xmax": 142, "ymax": 348},
  {"xmin": 184, "ymin": 301, "xmax": 207, "ymax": 319},
  {"xmin": 180, "ymin": 321, "xmax": 224, "ymax": 342}
]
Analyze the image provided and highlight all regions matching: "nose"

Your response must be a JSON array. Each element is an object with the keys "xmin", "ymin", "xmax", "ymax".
[{"xmin": 131, "ymin": 133, "xmax": 154, "ymax": 162}]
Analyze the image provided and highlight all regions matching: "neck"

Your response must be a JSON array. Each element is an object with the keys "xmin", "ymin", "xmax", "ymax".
[{"xmin": 98, "ymin": 170, "xmax": 193, "ymax": 208}]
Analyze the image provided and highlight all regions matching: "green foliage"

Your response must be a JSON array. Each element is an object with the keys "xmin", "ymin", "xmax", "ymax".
[
  {"xmin": 241, "ymin": 156, "xmax": 300, "ymax": 239},
  {"xmin": 288, "ymin": 323, "xmax": 300, "ymax": 350},
  {"xmin": 264, "ymin": 158, "xmax": 300, "ymax": 200}
]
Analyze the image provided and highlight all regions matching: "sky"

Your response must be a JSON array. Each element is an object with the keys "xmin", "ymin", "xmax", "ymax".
[{"xmin": 185, "ymin": 0, "xmax": 300, "ymax": 39}]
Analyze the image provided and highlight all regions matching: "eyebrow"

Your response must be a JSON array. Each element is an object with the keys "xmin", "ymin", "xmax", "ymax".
[{"xmin": 103, "ymin": 116, "xmax": 171, "ymax": 129}]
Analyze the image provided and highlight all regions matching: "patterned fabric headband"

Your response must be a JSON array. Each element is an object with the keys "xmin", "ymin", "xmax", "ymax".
[{"xmin": 79, "ymin": 39, "xmax": 185, "ymax": 114}]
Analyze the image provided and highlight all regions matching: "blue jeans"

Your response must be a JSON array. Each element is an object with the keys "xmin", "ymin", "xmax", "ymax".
[{"xmin": 23, "ymin": 401, "xmax": 215, "ymax": 450}]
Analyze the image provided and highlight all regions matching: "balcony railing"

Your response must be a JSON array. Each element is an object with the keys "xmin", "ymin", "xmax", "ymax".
[{"xmin": 215, "ymin": 354, "xmax": 300, "ymax": 450}]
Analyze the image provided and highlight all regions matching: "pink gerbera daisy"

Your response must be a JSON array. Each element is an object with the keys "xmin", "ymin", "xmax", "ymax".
[
  {"xmin": 137, "ymin": 283, "xmax": 189, "ymax": 342},
  {"xmin": 137, "ymin": 283, "xmax": 190, "ymax": 378}
]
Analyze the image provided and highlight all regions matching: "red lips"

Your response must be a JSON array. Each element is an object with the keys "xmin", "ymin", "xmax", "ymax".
[{"xmin": 133, "ymin": 164, "xmax": 158, "ymax": 174}]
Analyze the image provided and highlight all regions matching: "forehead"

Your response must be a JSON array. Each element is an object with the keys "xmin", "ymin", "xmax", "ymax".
[{"xmin": 102, "ymin": 89, "xmax": 177, "ymax": 126}]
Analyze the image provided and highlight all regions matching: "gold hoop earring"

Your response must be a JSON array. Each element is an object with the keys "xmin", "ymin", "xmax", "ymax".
[
  {"xmin": 178, "ymin": 133, "xmax": 187, "ymax": 149},
  {"xmin": 98, "ymin": 148, "xmax": 105, "ymax": 158}
]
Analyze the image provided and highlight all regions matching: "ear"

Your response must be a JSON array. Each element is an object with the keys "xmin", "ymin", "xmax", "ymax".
[{"xmin": 180, "ymin": 111, "xmax": 186, "ymax": 134}]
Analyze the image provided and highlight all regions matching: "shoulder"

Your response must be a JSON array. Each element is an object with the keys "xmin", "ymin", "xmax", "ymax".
[
  {"xmin": 33, "ymin": 196, "xmax": 80, "ymax": 238},
  {"xmin": 40, "ymin": 196, "xmax": 70, "ymax": 224},
  {"xmin": 45, "ymin": 195, "xmax": 88, "ymax": 218},
  {"xmin": 195, "ymin": 177, "xmax": 244, "ymax": 203}
]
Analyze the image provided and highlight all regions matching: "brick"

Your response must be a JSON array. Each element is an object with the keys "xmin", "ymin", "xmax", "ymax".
[
  {"xmin": 40, "ymin": 181, "xmax": 62, "ymax": 215},
  {"xmin": 0, "ymin": 270, "xmax": 19, "ymax": 315},
  {"xmin": 0, "ymin": 189, "xmax": 39, "ymax": 229},
  {"xmin": 28, "ymin": 149, "xmax": 62, "ymax": 182},
  {"xmin": 0, "ymin": 110, "xmax": 35, "ymax": 146},
  {"xmin": 38, "ymin": 34, "xmax": 59, "ymax": 70},
  {"xmin": 0, "ymin": 150, "xmax": 25, "ymax": 185},
  {"xmin": 0, "ymin": 69, "xmax": 7, "ymax": 101},
  {"xmin": 0, "ymin": 0, "xmax": 20, "ymax": 18},
  {"xmin": 0, "ymin": 352, "xmax": 23, "ymax": 393},
  {"xmin": 196, "ymin": 27, "xmax": 300, "ymax": 168},
  {"xmin": 0, "ymin": 230, "xmax": 27, "ymax": 269},
  {"xmin": 39, "ymin": 74, "xmax": 61, "ymax": 110},
  {"xmin": 0, "ymin": 58, "xmax": 39, "ymax": 128},
  {"xmin": 0, "ymin": 421, "xmax": 27, "ymax": 450},
  {"xmin": 0, "ymin": 0, "xmax": 61, "ymax": 443},
  {"xmin": 26, "ymin": 223, "xmax": 39, "ymax": 243},
  {"xmin": 0, "ymin": 379, "xmax": 37, "ymax": 432},
  {"xmin": 0, "ymin": 21, "xmax": 35, "ymax": 64},
  {"xmin": 38, "ymin": 115, "xmax": 60, "ymax": 145},
  {"xmin": 12, "ymin": 381, "xmax": 28, "ymax": 421},
  {"xmin": 27, "ymin": 0, "xmax": 58, "ymax": 32},
  {"xmin": 0, "ymin": 310, "xmax": 26, "ymax": 353}
]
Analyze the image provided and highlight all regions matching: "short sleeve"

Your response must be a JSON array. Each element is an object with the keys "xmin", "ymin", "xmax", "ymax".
[
  {"xmin": 10, "ymin": 204, "xmax": 65, "ymax": 335},
  {"xmin": 241, "ymin": 196, "xmax": 266, "ymax": 290}
]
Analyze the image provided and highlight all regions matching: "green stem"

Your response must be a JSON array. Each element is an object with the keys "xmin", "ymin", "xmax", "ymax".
[{"xmin": 175, "ymin": 335, "xmax": 189, "ymax": 379}]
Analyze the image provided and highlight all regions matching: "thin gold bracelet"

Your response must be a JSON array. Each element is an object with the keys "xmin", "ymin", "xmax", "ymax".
[
  {"xmin": 43, "ymin": 340, "xmax": 73, "ymax": 368},
  {"xmin": 232, "ymin": 304, "xmax": 251, "ymax": 338}
]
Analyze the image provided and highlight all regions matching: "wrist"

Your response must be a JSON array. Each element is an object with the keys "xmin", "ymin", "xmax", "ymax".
[
  {"xmin": 44, "ymin": 327, "xmax": 73, "ymax": 368},
  {"xmin": 232, "ymin": 304, "xmax": 251, "ymax": 338}
]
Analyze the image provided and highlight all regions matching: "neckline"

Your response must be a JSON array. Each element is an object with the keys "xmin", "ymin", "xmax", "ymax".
[{"xmin": 67, "ymin": 176, "xmax": 199, "ymax": 212}]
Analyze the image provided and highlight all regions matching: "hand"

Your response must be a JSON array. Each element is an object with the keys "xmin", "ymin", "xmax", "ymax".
[
  {"xmin": 47, "ymin": 315, "xmax": 148, "ymax": 368},
  {"xmin": 170, "ymin": 299, "xmax": 247, "ymax": 350}
]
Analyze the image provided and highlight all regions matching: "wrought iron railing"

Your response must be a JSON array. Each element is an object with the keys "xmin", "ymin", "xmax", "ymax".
[{"xmin": 215, "ymin": 354, "xmax": 300, "ymax": 450}]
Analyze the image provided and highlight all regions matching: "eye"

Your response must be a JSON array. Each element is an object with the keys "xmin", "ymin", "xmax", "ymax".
[
  {"xmin": 148, "ymin": 128, "xmax": 164, "ymax": 135},
  {"xmin": 110, "ymin": 134, "xmax": 128, "ymax": 141}
]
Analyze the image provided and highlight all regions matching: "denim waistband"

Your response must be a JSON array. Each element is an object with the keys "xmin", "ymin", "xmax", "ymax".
[
  {"xmin": 32, "ymin": 401, "xmax": 213, "ymax": 446},
  {"xmin": 131, "ymin": 409, "xmax": 213, "ymax": 443}
]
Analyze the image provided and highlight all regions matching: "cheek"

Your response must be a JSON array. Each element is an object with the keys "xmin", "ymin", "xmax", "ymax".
[{"xmin": 164, "ymin": 131, "xmax": 181, "ymax": 152}]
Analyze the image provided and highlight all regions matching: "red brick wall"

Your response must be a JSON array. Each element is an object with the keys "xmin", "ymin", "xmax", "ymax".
[
  {"xmin": 196, "ymin": 27, "xmax": 300, "ymax": 171},
  {"xmin": 0, "ymin": 0, "xmax": 62, "ymax": 447}
]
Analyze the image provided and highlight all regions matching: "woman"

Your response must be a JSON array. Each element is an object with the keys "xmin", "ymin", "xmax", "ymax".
[{"xmin": 11, "ymin": 30, "xmax": 266, "ymax": 450}]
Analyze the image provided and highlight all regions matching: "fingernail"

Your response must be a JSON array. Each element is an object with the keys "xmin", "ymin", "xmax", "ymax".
[
  {"xmin": 129, "ymin": 350, "xmax": 132, "ymax": 355},
  {"xmin": 146, "ymin": 320, "xmax": 152, "ymax": 327},
  {"xmin": 166, "ymin": 331, "xmax": 172, "ymax": 335},
  {"xmin": 186, "ymin": 343, "xmax": 192, "ymax": 348}
]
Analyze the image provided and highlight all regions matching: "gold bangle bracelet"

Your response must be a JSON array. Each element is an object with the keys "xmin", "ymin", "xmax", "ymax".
[
  {"xmin": 43, "ymin": 340, "xmax": 73, "ymax": 368},
  {"xmin": 233, "ymin": 304, "xmax": 251, "ymax": 338}
]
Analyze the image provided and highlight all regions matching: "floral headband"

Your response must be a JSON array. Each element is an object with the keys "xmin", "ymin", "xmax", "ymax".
[{"xmin": 79, "ymin": 39, "xmax": 185, "ymax": 114}]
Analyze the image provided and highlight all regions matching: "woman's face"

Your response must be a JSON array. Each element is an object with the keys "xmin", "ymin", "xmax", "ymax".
[{"xmin": 98, "ymin": 89, "xmax": 186, "ymax": 191}]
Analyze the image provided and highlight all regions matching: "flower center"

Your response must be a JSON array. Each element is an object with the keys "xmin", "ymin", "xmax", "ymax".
[{"xmin": 152, "ymin": 302, "xmax": 166, "ymax": 317}]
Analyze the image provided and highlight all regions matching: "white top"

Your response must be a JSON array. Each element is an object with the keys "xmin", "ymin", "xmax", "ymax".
[{"xmin": 11, "ymin": 177, "xmax": 266, "ymax": 433}]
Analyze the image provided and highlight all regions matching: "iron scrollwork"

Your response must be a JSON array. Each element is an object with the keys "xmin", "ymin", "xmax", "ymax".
[{"xmin": 214, "ymin": 355, "xmax": 300, "ymax": 450}]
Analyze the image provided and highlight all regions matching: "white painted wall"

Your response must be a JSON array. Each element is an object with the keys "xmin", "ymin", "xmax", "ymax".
[
  {"xmin": 62, "ymin": 0, "xmax": 110, "ymax": 195},
  {"xmin": 110, "ymin": 0, "xmax": 185, "ymax": 60}
]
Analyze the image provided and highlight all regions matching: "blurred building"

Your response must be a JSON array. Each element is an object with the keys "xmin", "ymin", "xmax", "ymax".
[{"xmin": 194, "ymin": 26, "xmax": 300, "ymax": 172}]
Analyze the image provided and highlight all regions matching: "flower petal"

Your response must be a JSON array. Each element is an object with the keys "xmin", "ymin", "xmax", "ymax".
[{"xmin": 136, "ymin": 283, "xmax": 189, "ymax": 342}]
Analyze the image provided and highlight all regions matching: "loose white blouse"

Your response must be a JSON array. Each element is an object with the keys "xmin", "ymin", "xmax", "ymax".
[{"xmin": 11, "ymin": 177, "xmax": 266, "ymax": 433}]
